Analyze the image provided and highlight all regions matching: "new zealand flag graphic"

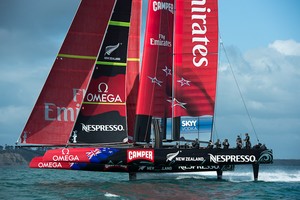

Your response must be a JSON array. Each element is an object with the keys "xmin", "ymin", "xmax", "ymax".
[
  {"xmin": 70, "ymin": 162, "xmax": 87, "ymax": 170},
  {"xmin": 86, "ymin": 148, "xmax": 119, "ymax": 163}
]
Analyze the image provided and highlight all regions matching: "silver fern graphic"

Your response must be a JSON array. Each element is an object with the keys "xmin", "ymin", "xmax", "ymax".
[
  {"xmin": 105, "ymin": 43, "xmax": 121, "ymax": 56},
  {"xmin": 166, "ymin": 151, "xmax": 181, "ymax": 162}
]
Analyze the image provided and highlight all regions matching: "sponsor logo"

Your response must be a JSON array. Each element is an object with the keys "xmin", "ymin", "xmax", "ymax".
[
  {"xmin": 127, "ymin": 149, "xmax": 154, "ymax": 163},
  {"xmin": 153, "ymin": 1, "xmax": 174, "ymax": 14},
  {"xmin": 138, "ymin": 166, "xmax": 155, "ymax": 171},
  {"xmin": 86, "ymin": 82, "xmax": 122, "ymax": 103},
  {"xmin": 52, "ymin": 149, "xmax": 80, "ymax": 162},
  {"xmin": 161, "ymin": 166, "xmax": 172, "ymax": 171},
  {"xmin": 62, "ymin": 148, "xmax": 69, "ymax": 155},
  {"xmin": 44, "ymin": 88, "xmax": 84, "ymax": 122},
  {"xmin": 178, "ymin": 165, "xmax": 195, "ymax": 170},
  {"xmin": 150, "ymin": 34, "xmax": 171, "ymax": 47},
  {"xmin": 81, "ymin": 124, "xmax": 125, "ymax": 133},
  {"xmin": 175, "ymin": 157, "xmax": 204, "ymax": 162},
  {"xmin": 209, "ymin": 154, "xmax": 257, "ymax": 164},
  {"xmin": 166, "ymin": 151, "xmax": 204, "ymax": 162},
  {"xmin": 38, "ymin": 162, "xmax": 63, "ymax": 168},
  {"xmin": 178, "ymin": 165, "xmax": 220, "ymax": 171},
  {"xmin": 181, "ymin": 119, "xmax": 198, "ymax": 131},
  {"xmin": 104, "ymin": 161, "xmax": 128, "ymax": 171},
  {"xmin": 191, "ymin": 0, "xmax": 212, "ymax": 67}
]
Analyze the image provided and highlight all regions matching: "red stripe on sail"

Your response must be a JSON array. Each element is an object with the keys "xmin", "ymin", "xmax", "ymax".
[
  {"xmin": 20, "ymin": 0, "xmax": 116, "ymax": 145},
  {"xmin": 173, "ymin": 0, "xmax": 218, "ymax": 117}
]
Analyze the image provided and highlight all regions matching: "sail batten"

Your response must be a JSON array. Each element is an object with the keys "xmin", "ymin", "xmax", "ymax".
[
  {"xmin": 109, "ymin": 21, "xmax": 131, "ymax": 27},
  {"xmin": 95, "ymin": 61, "xmax": 127, "ymax": 66},
  {"xmin": 57, "ymin": 54, "xmax": 97, "ymax": 60}
]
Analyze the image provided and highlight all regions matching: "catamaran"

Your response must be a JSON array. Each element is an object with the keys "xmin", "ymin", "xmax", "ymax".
[{"xmin": 17, "ymin": 0, "xmax": 273, "ymax": 180}]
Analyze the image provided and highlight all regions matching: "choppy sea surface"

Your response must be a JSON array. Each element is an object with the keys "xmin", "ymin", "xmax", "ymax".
[{"xmin": 1, "ymin": 160, "xmax": 299, "ymax": 200}]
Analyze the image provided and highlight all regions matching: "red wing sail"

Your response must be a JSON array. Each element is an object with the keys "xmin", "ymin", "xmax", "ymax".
[
  {"xmin": 134, "ymin": 0, "xmax": 174, "ymax": 142},
  {"xmin": 19, "ymin": 0, "xmax": 116, "ymax": 145},
  {"xmin": 70, "ymin": 0, "xmax": 134, "ymax": 144},
  {"xmin": 126, "ymin": 0, "xmax": 142, "ymax": 142},
  {"xmin": 173, "ymin": 0, "xmax": 219, "ymax": 117},
  {"xmin": 136, "ymin": 0, "xmax": 174, "ymax": 117}
]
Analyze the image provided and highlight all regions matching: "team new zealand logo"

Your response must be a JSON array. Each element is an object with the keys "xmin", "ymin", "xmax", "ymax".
[
  {"xmin": 105, "ymin": 43, "xmax": 122, "ymax": 56},
  {"xmin": 166, "ymin": 151, "xmax": 181, "ymax": 165}
]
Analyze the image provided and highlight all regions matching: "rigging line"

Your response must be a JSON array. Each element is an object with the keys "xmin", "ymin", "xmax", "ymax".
[
  {"xmin": 212, "ymin": 34, "xmax": 223, "ymax": 142},
  {"xmin": 220, "ymin": 38, "xmax": 260, "ymax": 143}
]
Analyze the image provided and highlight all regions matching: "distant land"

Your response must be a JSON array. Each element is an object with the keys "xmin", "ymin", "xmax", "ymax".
[{"xmin": 0, "ymin": 147, "xmax": 45, "ymax": 166}]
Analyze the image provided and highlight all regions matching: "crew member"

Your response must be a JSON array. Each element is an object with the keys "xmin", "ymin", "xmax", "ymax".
[
  {"xmin": 236, "ymin": 135, "xmax": 242, "ymax": 149},
  {"xmin": 244, "ymin": 133, "xmax": 251, "ymax": 149},
  {"xmin": 222, "ymin": 139, "xmax": 230, "ymax": 149},
  {"xmin": 192, "ymin": 138, "xmax": 200, "ymax": 149},
  {"xmin": 207, "ymin": 140, "xmax": 213, "ymax": 149},
  {"xmin": 214, "ymin": 139, "xmax": 221, "ymax": 149}
]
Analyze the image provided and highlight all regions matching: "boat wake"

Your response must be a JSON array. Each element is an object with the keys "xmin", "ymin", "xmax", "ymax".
[
  {"xmin": 104, "ymin": 192, "xmax": 121, "ymax": 198},
  {"xmin": 172, "ymin": 169, "xmax": 300, "ymax": 183}
]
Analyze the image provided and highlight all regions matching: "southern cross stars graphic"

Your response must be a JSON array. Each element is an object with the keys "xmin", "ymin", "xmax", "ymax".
[
  {"xmin": 167, "ymin": 98, "xmax": 187, "ymax": 109},
  {"xmin": 162, "ymin": 66, "xmax": 172, "ymax": 76},
  {"xmin": 177, "ymin": 77, "xmax": 191, "ymax": 86},
  {"xmin": 148, "ymin": 76, "xmax": 163, "ymax": 86}
]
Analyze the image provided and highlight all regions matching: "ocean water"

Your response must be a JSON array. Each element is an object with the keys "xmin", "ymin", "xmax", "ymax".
[{"xmin": 1, "ymin": 160, "xmax": 299, "ymax": 200}]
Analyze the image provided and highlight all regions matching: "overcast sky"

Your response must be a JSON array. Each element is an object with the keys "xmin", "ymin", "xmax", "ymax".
[{"xmin": 0, "ymin": 0, "xmax": 299, "ymax": 159}]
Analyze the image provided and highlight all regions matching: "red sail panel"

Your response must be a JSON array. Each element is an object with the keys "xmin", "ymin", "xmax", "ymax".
[
  {"xmin": 126, "ymin": 0, "xmax": 142, "ymax": 142},
  {"xmin": 136, "ymin": 0, "xmax": 174, "ymax": 117},
  {"xmin": 19, "ymin": 0, "xmax": 116, "ymax": 145},
  {"xmin": 70, "ymin": 0, "xmax": 133, "ymax": 144},
  {"xmin": 173, "ymin": 0, "xmax": 218, "ymax": 117}
]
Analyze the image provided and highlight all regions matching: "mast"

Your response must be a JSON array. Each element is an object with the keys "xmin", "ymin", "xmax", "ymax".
[{"xmin": 19, "ymin": 0, "xmax": 116, "ymax": 145}]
